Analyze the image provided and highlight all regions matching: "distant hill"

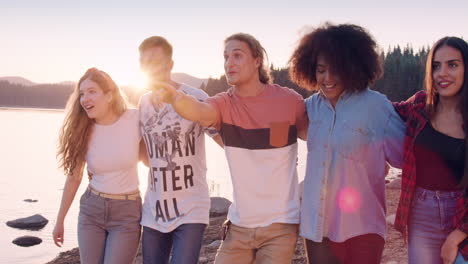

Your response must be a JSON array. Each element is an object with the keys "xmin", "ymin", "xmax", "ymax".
[
  {"xmin": 58, "ymin": 81, "xmax": 76, "ymax": 86},
  {"xmin": 0, "ymin": 73, "xmax": 206, "ymax": 90},
  {"xmin": 0, "ymin": 44, "xmax": 430, "ymax": 110},
  {"xmin": 0, "ymin": 81, "xmax": 73, "ymax": 109},
  {"xmin": 171, "ymin": 73, "xmax": 207, "ymax": 89},
  {"xmin": 0, "ymin": 73, "xmax": 208, "ymax": 109},
  {"xmin": 0, "ymin": 76, "xmax": 36, "ymax": 86}
]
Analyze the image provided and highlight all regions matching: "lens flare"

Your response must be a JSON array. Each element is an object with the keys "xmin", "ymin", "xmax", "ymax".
[{"xmin": 337, "ymin": 187, "xmax": 361, "ymax": 213}]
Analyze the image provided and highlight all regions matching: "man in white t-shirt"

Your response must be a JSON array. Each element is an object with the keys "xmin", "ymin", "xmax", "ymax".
[
  {"xmin": 146, "ymin": 33, "xmax": 308, "ymax": 264},
  {"xmin": 138, "ymin": 36, "xmax": 222, "ymax": 264}
]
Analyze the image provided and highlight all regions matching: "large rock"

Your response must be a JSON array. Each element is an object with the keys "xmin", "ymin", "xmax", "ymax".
[
  {"xmin": 6, "ymin": 214, "xmax": 48, "ymax": 230},
  {"xmin": 12, "ymin": 236, "xmax": 42, "ymax": 247},
  {"xmin": 210, "ymin": 197, "xmax": 231, "ymax": 217}
]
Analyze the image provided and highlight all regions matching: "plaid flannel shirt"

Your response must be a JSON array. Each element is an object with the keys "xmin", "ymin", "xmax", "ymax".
[
  {"xmin": 393, "ymin": 91, "xmax": 468, "ymax": 260},
  {"xmin": 455, "ymin": 191, "xmax": 468, "ymax": 260}
]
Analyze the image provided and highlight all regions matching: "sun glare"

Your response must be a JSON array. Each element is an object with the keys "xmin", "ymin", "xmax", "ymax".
[{"xmin": 106, "ymin": 69, "xmax": 149, "ymax": 92}]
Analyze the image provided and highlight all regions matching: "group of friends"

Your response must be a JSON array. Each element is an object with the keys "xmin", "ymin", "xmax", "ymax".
[{"xmin": 51, "ymin": 22, "xmax": 468, "ymax": 264}]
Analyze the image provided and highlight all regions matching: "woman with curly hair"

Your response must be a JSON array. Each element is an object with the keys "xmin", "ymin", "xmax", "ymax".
[
  {"xmin": 393, "ymin": 37, "xmax": 468, "ymax": 264},
  {"xmin": 52, "ymin": 68, "xmax": 143, "ymax": 264},
  {"xmin": 289, "ymin": 23, "xmax": 405, "ymax": 263}
]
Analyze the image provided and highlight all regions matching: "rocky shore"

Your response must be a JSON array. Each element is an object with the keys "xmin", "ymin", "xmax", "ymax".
[{"xmin": 46, "ymin": 182, "xmax": 407, "ymax": 264}]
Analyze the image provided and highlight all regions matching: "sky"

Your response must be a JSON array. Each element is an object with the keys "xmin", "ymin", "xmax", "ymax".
[{"xmin": 2, "ymin": 0, "xmax": 467, "ymax": 86}]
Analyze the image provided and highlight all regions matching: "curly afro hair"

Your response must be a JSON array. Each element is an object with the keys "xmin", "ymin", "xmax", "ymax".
[{"xmin": 289, "ymin": 22, "xmax": 382, "ymax": 92}]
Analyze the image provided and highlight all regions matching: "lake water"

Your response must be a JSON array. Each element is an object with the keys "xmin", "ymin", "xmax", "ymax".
[{"xmin": 0, "ymin": 109, "xmax": 308, "ymax": 264}]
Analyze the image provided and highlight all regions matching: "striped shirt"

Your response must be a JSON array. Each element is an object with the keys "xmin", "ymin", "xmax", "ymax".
[{"xmin": 206, "ymin": 84, "xmax": 308, "ymax": 228}]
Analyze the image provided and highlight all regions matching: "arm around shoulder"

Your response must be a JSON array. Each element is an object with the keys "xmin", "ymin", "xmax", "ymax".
[
  {"xmin": 392, "ymin": 90, "xmax": 426, "ymax": 122},
  {"xmin": 383, "ymin": 101, "xmax": 406, "ymax": 169},
  {"xmin": 296, "ymin": 96, "xmax": 309, "ymax": 140}
]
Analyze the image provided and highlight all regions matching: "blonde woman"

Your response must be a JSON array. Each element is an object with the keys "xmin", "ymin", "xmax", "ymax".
[{"xmin": 52, "ymin": 68, "xmax": 143, "ymax": 264}]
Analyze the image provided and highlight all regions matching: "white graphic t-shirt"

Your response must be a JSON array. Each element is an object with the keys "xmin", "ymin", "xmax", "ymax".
[{"xmin": 139, "ymin": 84, "xmax": 217, "ymax": 232}]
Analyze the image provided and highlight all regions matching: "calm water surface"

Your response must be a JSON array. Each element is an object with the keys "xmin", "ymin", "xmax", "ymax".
[{"xmin": 0, "ymin": 109, "xmax": 307, "ymax": 264}]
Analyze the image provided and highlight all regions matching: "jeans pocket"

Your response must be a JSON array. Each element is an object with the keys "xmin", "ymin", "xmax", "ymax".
[
  {"xmin": 79, "ymin": 191, "xmax": 91, "ymax": 210},
  {"xmin": 118, "ymin": 199, "xmax": 142, "ymax": 221},
  {"xmin": 413, "ymin": 189, "xmax": 427, "ymax": 203},
  {"xmin": 78, "ymin": 192, "xmax": 94, "ymax": 221}
]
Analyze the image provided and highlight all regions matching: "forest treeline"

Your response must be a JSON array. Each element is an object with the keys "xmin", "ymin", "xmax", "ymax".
[
  {"xmin": 0, "ymin": 81, "xmax": 144, "ymax": 109},
  {"xmin": 202, "ymin": 45, "xmax": 429, "ymax": 102},
  {"xmin": 0, "ymin": 45, "xmax": 428, "ymax": 109}
]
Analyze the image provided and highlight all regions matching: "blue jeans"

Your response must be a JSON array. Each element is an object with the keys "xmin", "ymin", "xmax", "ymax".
[
  {"xmin": 78, "ymin": 188, "xmax": 142, "ymax": 264},
  {"xmin": 142, "ymin": 223, "xmax": 207, "ymax": 264},
  {"xmin": 408, "ymin": 187, "xmax": 464, "ymax": 264}
]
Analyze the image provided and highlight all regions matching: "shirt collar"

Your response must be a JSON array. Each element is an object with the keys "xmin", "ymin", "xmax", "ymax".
[{"xmin": 317, "ymin": 88, "xmax": 361, "ymax": 103}]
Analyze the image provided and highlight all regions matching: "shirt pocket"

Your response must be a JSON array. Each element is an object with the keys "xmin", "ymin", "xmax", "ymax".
[
  {"xmin": 269, "ymin": 121, "xmax": 290, "ymax": 147},
  {"xmin": 307, "ymin": 118, "xmax": 323, "ymax": 151},
  {"xmin": 336, "ymin": 121, "xmax": 373, "ymax": 162}
]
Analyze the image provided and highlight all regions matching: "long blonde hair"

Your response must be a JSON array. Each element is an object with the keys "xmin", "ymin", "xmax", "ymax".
[{"xmin": 57, "ymin": 68, "xmax": 127, "ymax": 177}]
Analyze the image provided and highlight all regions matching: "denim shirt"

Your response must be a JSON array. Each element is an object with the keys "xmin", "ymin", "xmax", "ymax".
[{"xmin": 301, "ymin": 88, "xmax": 405, "ymax": 242}]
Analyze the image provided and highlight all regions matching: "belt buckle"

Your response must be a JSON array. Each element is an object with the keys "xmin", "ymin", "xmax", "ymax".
[{"xmin": 89, "ymin": 186, "xmax": 138, "ymax": 201}]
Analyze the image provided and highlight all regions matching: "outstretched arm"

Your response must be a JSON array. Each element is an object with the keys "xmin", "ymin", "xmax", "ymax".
[{"xmin": 152, "ymin": 81, "xmax": 219, "ymax": 127}]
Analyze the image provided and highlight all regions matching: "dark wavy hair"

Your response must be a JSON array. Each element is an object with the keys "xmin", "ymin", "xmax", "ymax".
[
  {"xmin": 289, "ymin": 22, "xmax": 382, "ymax": 92},
  {"xmin": 424, "ymin": 37, "xmax": 468, "ymax": 189},
  {"xmin": 225, "ymin": 33, "xmax": 271, "ymax": 84}
]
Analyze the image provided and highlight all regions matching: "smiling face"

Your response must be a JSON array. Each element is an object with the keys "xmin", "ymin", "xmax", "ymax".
[
  {"xmin": 79, "ymin": 78, "xmax": 112, "ymax": 122},
  {"xmin": 224, "ymin": 39, "xmax": 260, "ymax": 87},
  {"xmin": 432, "ymin": 45, "xmax": 465, "ymax": 99},
  {"xmin": 316, "ymin": 55, "xmax": 345, "ymax": 107}
]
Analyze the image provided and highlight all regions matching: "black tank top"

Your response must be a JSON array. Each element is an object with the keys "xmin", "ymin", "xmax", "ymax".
[{"xmin": 415, "ymin": 123, "xmax": 465, "ymax": 191}]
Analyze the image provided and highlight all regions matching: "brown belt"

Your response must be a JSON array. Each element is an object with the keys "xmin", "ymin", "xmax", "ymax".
[{"xmin": 88, "ymin": 187, "xmax": 140, "ymax": 201}]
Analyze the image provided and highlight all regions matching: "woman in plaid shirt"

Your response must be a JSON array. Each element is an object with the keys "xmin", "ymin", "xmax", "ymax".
[{"xmin": 393, "ymin": 37, "xmax": 468, "ymax": 264}]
